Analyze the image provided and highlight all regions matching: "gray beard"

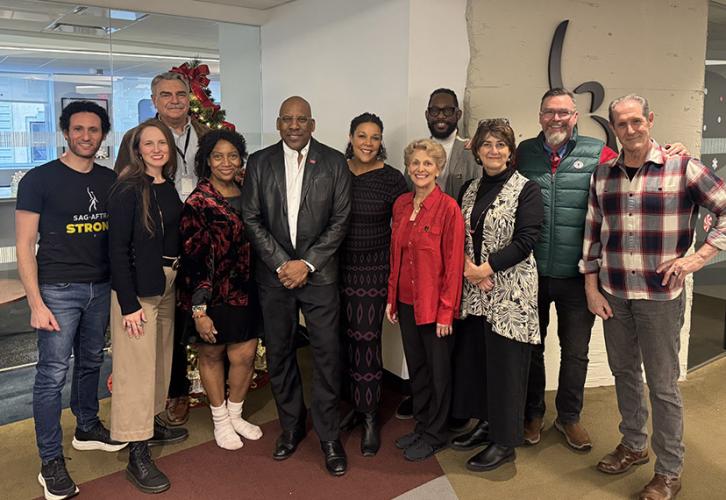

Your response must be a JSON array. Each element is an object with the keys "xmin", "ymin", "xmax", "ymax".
[{"xmin": 544, "ymin": 129, "xmax": 567, "ymax": 148}]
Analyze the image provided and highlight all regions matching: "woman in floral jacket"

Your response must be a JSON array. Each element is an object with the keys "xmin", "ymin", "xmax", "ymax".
[
  {"xmin": 178, "ymin": 129, "xmax": 261, "ymax": 451},
  {"xmin": 450, "ymin": 119, "xmax": 543, "ymax": 472}
]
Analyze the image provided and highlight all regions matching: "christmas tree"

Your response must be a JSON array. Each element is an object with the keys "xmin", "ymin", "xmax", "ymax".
[{"xmin": 170, "ymin": 60, "xmax": 235, "ymax": 131}]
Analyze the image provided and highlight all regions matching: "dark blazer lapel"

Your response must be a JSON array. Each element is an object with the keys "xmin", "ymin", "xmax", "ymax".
[{"xmin": 299, "ymin": 138, "xmax": 320, "ymax": 204}]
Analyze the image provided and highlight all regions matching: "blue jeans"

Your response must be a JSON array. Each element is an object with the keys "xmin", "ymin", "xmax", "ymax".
[{"xmin": 33, "ymin": 280, "xmax": 111, "ymax": 463}]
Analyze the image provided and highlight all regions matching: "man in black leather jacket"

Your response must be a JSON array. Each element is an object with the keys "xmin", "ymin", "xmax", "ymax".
[{"xmin": 241, "ymin": 96, "xmax": 351, "ymax": 476}]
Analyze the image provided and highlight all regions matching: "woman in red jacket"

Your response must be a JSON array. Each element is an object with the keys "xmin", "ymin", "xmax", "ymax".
[{"xmin": 386, "ymin": 138, "xmax": 465, "ymax": 461}]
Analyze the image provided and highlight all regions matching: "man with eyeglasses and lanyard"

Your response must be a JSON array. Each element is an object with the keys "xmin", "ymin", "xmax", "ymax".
[
  {"xmin": 115, "ymin": 71, "xmax": 210, "ymax": 428},
  {"xmin": 516, "ymin": 88, "xmax": 687, "ymax": 452}
]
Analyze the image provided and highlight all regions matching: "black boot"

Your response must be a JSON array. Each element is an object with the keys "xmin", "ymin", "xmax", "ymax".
[
  {"xmin": 126, "ymin": 441, "xmax": 171, "ymax": 494},
  {"xmin": 361, "ymin": 412, "xmax": 380, "ymax": 457},
  {"xmin": 451, "ymin": 420, "xmax": 489, "ymax": 450},
  {"xmin": 340, "ymin": 409, "xmax": 363, "ymax": 432}
]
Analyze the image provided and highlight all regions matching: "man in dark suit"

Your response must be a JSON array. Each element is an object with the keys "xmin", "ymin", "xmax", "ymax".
[{"xmin": 241, "ymin": 96, "xmax": 351, "ymax": 476}]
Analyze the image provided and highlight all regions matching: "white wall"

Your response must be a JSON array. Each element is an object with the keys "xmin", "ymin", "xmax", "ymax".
[
  {"xmin": 219, "ymin": 23, "xmax": 263, "ymax": 151},
  {"xmin": 405, "ymin": 0, "xmax": 470, "ymax": 140},
  {"xmin": 260, "ymin": 0, "xmax": 410, "ymax": 162}
]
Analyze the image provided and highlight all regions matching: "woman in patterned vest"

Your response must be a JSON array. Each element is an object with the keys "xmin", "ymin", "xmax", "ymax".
[{"xmin": 450, "ymin": 119, "xmax": 544, "ymax": 471}]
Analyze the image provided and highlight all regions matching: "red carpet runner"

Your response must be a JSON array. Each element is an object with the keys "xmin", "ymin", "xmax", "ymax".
[{"xmin": 74, "ymin": 401, "xmax": 443, "ymax": 499}]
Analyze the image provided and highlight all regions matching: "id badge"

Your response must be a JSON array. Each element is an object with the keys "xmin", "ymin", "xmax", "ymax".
[{"xmin": 181, "ymin": 177, "xmax": 194, "ymax": 197}]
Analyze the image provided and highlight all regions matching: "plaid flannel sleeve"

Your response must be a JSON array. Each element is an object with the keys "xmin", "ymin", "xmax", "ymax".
[
  {"xmin": 686, "ymin": 158, "xmax": 726, "ymax": 251},
  {"xmin": 579, "ymin": 171, "xmax": 603, "ymax": 274}
]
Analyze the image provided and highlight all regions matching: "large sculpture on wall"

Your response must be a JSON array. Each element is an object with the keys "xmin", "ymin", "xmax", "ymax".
[{"xmin": 548, "ymin": 20, "xmax": 617, "ymax": 152}]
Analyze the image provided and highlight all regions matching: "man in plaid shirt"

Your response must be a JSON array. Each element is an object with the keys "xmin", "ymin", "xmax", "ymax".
[{"xmin": 580, "ymin": 94, "xmax": 726, "ymax": 500}]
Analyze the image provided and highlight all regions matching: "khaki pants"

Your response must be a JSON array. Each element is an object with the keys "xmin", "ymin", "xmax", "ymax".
[{"xmin": 110, "ymin": 268, "xmax": 176, "ymax": 442}]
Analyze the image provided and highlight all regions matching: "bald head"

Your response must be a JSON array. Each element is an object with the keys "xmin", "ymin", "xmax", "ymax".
[
  {"xmin": 279, "ymin": 96, "xmax": 311, "ymax": 116},
  {"xmin": 277, "ymin": 95, "xmax": 315, "ymax": 151}
]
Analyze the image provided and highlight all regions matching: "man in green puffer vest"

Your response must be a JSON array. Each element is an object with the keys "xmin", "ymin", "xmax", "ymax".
[{"xmin": 516, "ymin": 88, "xmax": 686, "ymax": 452}]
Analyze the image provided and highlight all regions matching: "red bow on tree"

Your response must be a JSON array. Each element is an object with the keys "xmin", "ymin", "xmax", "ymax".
[
  {"xmin": 171, "ymin": 62, "xmax": 210, "ymax": 89},
  {"xmin": 171, "ymin": 62, "xmax": 218, "ymax": 110},
  {"xmin": 169, "ymin": 60, "xmax": 235, "ymax": 131}
]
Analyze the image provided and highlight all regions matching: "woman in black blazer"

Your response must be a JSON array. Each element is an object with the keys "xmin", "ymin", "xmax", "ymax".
[{"xmin": 108, "ymin": 119, "xmax": 187, "ymax": 494}]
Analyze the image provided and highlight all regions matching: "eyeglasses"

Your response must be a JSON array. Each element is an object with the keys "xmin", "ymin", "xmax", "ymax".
[
  {"xmin": 279, "ymin": 115, "xmax": 311, "ymax": 125},
  {"xmin": 427, "ymin": 106, "xmax": 458, "ymax": 118},
  {"xmin": 539, "ymin": 109, "xmax": 575, "ymax": 119},
  {"xmin": 477, "ymin": 117, "xmax": 510, "ymax": 127}
]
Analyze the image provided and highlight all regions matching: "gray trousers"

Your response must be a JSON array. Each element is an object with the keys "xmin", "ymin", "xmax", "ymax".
[{"xmin": 602, "ymin": 290, "xmax": 685, "ymax": 477}]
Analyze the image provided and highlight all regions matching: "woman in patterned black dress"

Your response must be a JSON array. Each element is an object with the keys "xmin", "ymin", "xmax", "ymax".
[{"xmin": 339, "ymin": 113, "xmax": 408, "ymax": 456}]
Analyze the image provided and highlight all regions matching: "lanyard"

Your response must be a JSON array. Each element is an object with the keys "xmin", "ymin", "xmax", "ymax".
[{"xmin": 175, "ymin": 127, "xmax": 191, "ymax": 174}]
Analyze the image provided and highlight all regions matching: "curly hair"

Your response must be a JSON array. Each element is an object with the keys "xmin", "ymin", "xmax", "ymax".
[
  {"xmin": 59, "ymin": 100, "xmax": 111, "ymax": 135},
  {"xmin": 194, "ymin": 129, "xmax": 248, "ymax": 180},
  {"xmin": 344, "ymin": 112, "xmax": 387, "ymax": 161},
  {"xmin": 403, "ymin": 138, "xmax": 447, "ymax": 171}
]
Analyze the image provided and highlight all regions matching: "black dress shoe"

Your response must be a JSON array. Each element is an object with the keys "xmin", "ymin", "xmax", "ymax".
[
  {"xmin": 466, "ymin": 442, "xmax": 515, "ymax": 472},
  {"xmin": 340, "ymin": 409, "xmax": 363, "ymax": 432},
  {"xmin": 448, "ymin": 416, "xmax": 470, "ymax": 433},
  {"xmin": 321, "ymin": 440, "xmax": 347, "ymax": 476},
  {"xmin": 148, "ymin": 415, "xmax": 188, "ymax": 446},
  {"xmin": 273, "ymin": 430, "xmax": 305, "ymax": 461},
  {"xmin": 361, "ymin": 412, "xmax": 380, "ymax": 457},
  {"xmin": 452, "ymin": 420, "xmax": 489, "ymax": 450}
]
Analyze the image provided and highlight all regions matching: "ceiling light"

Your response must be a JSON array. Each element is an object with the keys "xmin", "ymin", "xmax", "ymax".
[{"xmin": 0, "ymin": 45, "xmax": 218, "ymax": 62}]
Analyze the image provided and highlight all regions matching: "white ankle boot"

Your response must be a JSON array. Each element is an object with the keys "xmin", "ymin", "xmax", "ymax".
[
  {"xmin": 227, "ymin": 400, "xmax": 262, "ymax": 440},
  {"xmin": 210, "ymin": 402, "xmax": 243, "ymax": 450}
]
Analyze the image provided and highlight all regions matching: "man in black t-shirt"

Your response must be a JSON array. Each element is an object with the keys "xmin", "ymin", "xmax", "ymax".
[{"xmin": 16, "ymin": 101, "xmax": 125, "ymax": 500}]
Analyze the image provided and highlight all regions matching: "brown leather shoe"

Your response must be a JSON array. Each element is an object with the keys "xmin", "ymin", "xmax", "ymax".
[
  {"xmin": 523, "ymin": 417, "xmax": 544, "ymax": 445},
  {"xmin": 164, "ymin": 396, "xmax": 190, "ymax": 426},
  {"xmin": 638, "ymin": 474, "xmax": 681, "ymax": 499},
  {"xmin": 554, "ymin": 419, "xmax": 592, "ymax": 451},
  {"xmin": 596, "ymin": 443, "xmax": 649, "ymax": 474}
]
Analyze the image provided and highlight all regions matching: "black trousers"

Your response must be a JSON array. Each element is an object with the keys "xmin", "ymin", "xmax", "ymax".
[
  {"xmin": 258, "ymin": 283, "xmax": 341, "ymax": 442},
  {"xmin": 525, "ymin": 276, "xmax": 595, "ymax": 424},
  {"xmin": 452, "ymin": 315, "xmax": 531, "ymax": 447},
  {"xmin": 168, "ymin": 306, "xmax": 190, "ymax": 399},
  {"xmin": 397, "ymin": 303, "xmax": 453, "ymax": 447}
]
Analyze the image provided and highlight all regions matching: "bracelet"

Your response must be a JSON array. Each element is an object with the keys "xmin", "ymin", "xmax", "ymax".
[{"xmin": 191, "ymin": 304, "xmax": 207, "ymax": 319}]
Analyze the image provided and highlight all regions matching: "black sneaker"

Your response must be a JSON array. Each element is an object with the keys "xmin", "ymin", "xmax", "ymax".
[
  {"xmin": 395, "ymin": 431, "xmax": 421, "ymax": 450},
  {"xmin": 38, "ymin": 456, "xmax": 79, "ymax": 500},
  {"xmin": 148, "ymin": 415, "xmax": 189, "ymax": 446},
  {"xmin": 403, "ymin": 439, "xmax": 446, "ymax": 462},
  {"xmin": 126, "ymin": 441, "xmax": 170, "ymax": 494},
  {"xmin": 72, "ymin": 422, "xmax": 127, "ymax": 452}
]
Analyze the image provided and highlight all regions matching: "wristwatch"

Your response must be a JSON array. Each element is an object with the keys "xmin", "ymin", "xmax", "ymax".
[{"xmin": 191, "ymin": 304, "xmax": 207, "ymax": 319}]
